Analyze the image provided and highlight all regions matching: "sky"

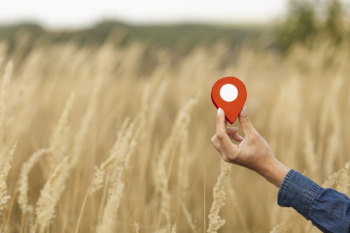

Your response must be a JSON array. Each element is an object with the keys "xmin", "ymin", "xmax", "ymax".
[{"xmin": 0, "ymin": 0, "xmax": 288, "ymax": 29}]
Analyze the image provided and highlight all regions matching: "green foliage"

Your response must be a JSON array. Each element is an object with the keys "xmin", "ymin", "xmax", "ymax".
[
  {"xmin": 324, "ymin": 0, "xmax": 344, "ymax": 41},
  {"xmin": 275, "ymin": 0, "xmax": 317, "ymax": 51},
  {"xmin": 275, "ymin": 0, "xmax": 348, "ymax": 52}
]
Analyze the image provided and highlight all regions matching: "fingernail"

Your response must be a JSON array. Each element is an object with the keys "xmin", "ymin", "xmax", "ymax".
[
  {"xmin": 217, "ymin": 108, "xmax": 222, "ymax": 115},
  {"xmin": 242, "ymin": 106, "xmax": 247, "ymax": 115},
  {"xmin": 239, "ymin": 135, "xmax": 244, "ymax": 140}
]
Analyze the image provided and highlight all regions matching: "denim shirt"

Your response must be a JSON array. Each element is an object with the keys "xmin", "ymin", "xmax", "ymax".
[{"xmin": 278, "ymin": 169, "xmax": 350, "ymax": 233}]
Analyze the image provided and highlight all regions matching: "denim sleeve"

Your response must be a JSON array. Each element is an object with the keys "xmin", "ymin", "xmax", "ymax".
[{"xmin": 278, "ymin": 169, "xmax": 350, "ymax": 233}]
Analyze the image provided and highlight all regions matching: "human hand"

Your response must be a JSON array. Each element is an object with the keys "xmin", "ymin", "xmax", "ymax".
[{"xmin": 211, "ymin": 106, "xmax": 290, "ymax": 187}]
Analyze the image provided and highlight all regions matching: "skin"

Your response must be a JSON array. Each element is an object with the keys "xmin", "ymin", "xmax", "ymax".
[{"xmin": 211, "ymin": 106, "xmax": 291, "ymax": 188}]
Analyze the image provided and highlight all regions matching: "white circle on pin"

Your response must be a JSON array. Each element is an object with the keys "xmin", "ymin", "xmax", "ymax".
[{"xmin": 220, "ymin": 84, "xmax": 238, "ymax": 102}]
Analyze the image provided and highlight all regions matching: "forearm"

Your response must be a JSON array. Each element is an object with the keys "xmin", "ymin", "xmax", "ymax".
[{"xmin": 255, "ymin": 157, "xmax": 290, "ymax": 188}]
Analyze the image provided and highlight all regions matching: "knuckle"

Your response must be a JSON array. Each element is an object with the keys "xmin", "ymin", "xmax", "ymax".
[
  {"xmin": 216, "ymin": 133, "xmax": 224, "ymax": 140},
  {"xmin": 241, "ymin": 116, "xmax": 251, "ymax": 126},
  {"xmin": 211, "ymin": 135, "xmax": 216, "ymax": 143},
  {"xmin": 250, "ymin": 132, "xmax": 261, "ymax": 141},
  {"xmin": 227, "ymin": 148, "xmax": 240, "ymax": 160},
  {"xmin": 227, "ymin": 154, "xmax": 237, "ymax": 161},
  {"xmin": 222, "ymin": 156, "xmax": 230, "ymax": 163},
  {"xmin": 250, "ymin": 133, "xmax": 258, "ymax": 140}
]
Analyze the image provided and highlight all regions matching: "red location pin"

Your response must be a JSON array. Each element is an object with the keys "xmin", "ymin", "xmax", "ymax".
[{"xmin": 211, "ymin": 76, "xmax": 247, "ymax": 124}]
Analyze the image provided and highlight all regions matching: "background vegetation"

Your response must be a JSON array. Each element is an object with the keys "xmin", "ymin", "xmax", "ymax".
[{"xmin": 0, "ymin": 0, "xmax": 349, "ymax": 232}]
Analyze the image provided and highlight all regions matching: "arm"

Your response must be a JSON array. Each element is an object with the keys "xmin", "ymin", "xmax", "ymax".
[{"xmin": 211, "ymin": 107, "xmax": 350, "ymax": 233}]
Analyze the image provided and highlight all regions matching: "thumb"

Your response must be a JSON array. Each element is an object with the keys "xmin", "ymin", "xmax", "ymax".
[{"xmin": 238, "ymin": 106, "xmax": 258, "ymax": 138}]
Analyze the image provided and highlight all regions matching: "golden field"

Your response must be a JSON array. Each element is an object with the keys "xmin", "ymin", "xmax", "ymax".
[{"xmin": 0, "ymin": 36, "xmax": 349, "ymax": 233}]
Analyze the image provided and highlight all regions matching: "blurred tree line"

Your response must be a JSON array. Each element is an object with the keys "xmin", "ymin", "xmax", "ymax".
[
  {"xmin": 0, "ymin": 22, "xmax": 262, "ymax": 56},
  {"xmin": 0, "ymin": 0, "xmax": 349, "ymax": 58},
  {"xmin": 0, "ymin": 22, "xmax": 264, "ymax": 71},
  {"xmin": 275, "ymin": 0, "xmax": 350, "ymax": 51}
]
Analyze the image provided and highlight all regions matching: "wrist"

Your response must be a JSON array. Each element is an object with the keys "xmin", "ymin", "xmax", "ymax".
[{"xmin": 256, "ymin": 157, "xmax": 290, "ymax": 188}]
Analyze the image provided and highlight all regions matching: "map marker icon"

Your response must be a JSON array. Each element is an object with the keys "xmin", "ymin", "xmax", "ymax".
[{"xmin": 211, "ymin": 76, "xmax": 247, "ymax": 124}]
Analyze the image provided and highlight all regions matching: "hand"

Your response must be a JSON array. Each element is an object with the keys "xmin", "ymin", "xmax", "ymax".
[
  {"xmin": 211, "ymin": 106, "xmax": 273, "ymax": 173},
  {"xmin": 211, "ymin": 106, "xmax": 290, "ymax": 187}
]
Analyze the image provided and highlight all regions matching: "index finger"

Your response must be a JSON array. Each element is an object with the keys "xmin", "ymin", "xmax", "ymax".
[
  {"xmin": 216, "ymin": 108, "xmax": 241, "ymax": 159},
  {"xmin": 216, "ymin": 108, "xmax": 232, "ymax": 146}
]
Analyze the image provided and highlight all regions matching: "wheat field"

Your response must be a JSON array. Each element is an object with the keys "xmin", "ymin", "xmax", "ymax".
[{"xmin": 0, "ymin": 35, "xmax": 349, "ymax": 233}]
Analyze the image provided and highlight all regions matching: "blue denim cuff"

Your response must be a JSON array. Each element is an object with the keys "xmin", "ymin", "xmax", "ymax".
[{"xmin": 277, "ymin": 169, "xmax": 322, "ymax": 220}]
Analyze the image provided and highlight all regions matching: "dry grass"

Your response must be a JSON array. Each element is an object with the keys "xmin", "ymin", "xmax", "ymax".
[
  {"xmin": 0, "ymin": 36, "xmax": 348, "ymax": 233},
  {"xmin": 207, "ymin": 160, "xmax": 231, "ymax": 233}
]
